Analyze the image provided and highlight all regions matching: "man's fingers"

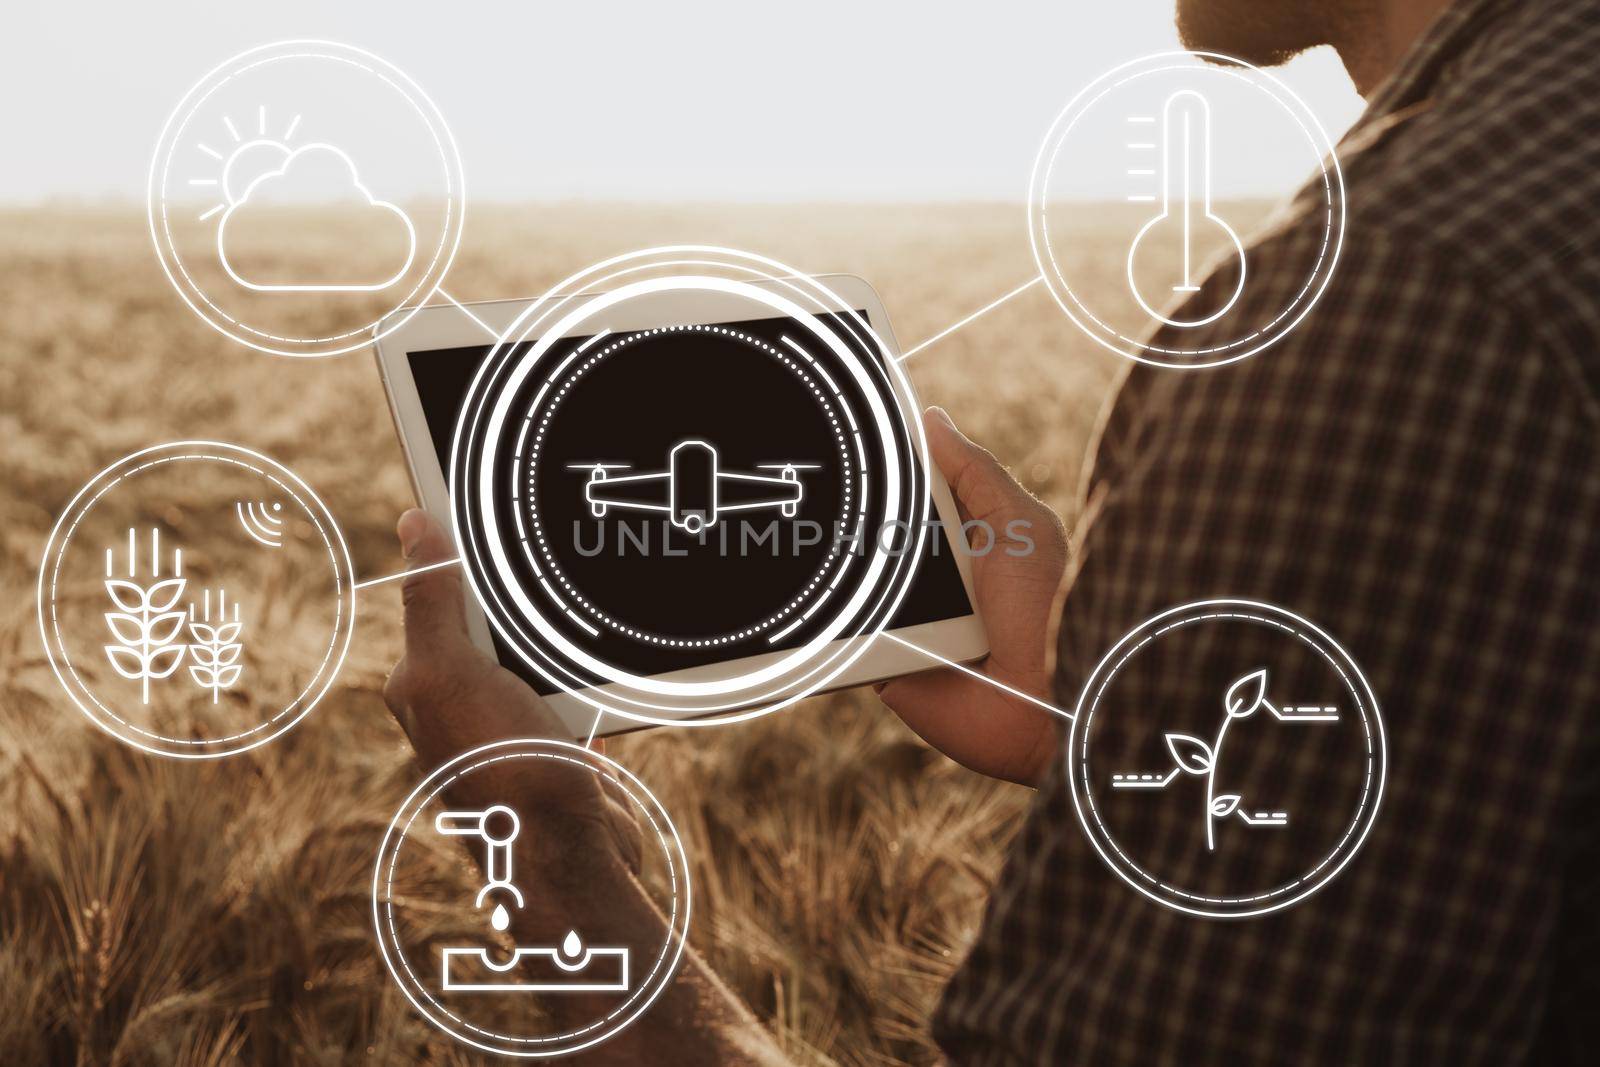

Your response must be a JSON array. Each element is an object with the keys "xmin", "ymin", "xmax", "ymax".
[
  {"xmin": 396, "ymin": 509, "xmax": 471, "ymax": 658},
  {"xmin": 878, "ymin": 667, "xmax": 1056, "ymax": 786},
  {"xmin": 924, "ymin": 406, "xmax": 1032, "ymax": 525}
]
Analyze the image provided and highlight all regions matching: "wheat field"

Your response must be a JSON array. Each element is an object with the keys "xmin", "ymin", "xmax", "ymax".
[{"xmin": 0, "ymin": 202, "xmax": 1263, "ymax": 1065}]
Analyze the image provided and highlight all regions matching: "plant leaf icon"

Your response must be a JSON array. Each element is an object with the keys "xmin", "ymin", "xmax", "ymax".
[
  {"xmin": 104, "ymin": 579, "xmax": 147, "ymax": 613},
  {"xmin": 1210, "ymin": 794, "xmax": 1242, "ymax": 818},
  {"xmin": 105, "ymin": 645, "xmax": 146, "ymax": 680},
  {"xmin": 146, "ymin": 578, "xmax": 188, "ymax": 613},
  {"xmin": 1224, "ymin": 668, "xmax": 1269, "ymax": 719},
  {"xmin": 147, "ymin": 611, "xmax": 188, "ymax": 647},
  {"xmin": 103, "ymin": 612, "xmax": 144, "ymax": 646},
  {"xmin": 146, "ymin": 644, "xmax": 186, "ymax": 680},
  {"xmin": 1165, "ymin": 733, "xmax": 1214, "ymax": 774}
]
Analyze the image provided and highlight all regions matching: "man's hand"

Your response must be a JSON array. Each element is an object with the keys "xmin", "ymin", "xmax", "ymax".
[
  {"xmin": 382, "ymin": 508, "xmax": 639, "ymax": 867},
  {"xmin": 877, "ymin": 408, "xmax": 1069, "ymax": 786}
]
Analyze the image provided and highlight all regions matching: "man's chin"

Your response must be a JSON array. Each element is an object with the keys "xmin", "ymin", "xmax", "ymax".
[{"xmin": 1175, "ymin": 0, "xmax": 1318, "ymax": 67}]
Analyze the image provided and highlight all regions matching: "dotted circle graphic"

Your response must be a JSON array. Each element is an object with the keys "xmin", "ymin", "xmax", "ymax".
[
  {"xmin": 372, "ymin": 739, "xmax": 691, "ymax": 1058},
  {"xmin": 1066, "ymin": 599, "xmax": 1386, "ymax": 918},
  {"xmin": 36, "ymin": 441, "xmax": 356, "ymax": 758},
  {"xmin": 519, "ymin": 323, "xmax": 861, "ymax": 647},
  {"xmin": 450, "ymin": 250, "xmax": 930, "ymax": 725}
]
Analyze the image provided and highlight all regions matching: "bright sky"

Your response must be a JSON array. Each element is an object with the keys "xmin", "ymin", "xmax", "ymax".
[{"xmin": 4, "ymin": 0, "xmax": 1363, "ymax": 203}]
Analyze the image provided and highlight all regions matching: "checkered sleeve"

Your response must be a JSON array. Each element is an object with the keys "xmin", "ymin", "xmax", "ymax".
[{"xmin": 932, "ymin": 217, "xmax": 1600, "ymax": 1063}]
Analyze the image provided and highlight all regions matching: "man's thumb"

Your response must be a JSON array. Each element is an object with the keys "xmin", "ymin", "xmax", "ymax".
[
  {"xmin": 396, "ymin": 508, "xmax": 471, "ymax": 654},
  {"xmin": 923, "ymin": 406, "xmax": 1020, "ymax": 522}
]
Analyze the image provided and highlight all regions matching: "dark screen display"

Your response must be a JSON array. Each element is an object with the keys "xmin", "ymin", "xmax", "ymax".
[{"xmin": 406, "ymin": 310, "xmax": 974, "ymax": 696}]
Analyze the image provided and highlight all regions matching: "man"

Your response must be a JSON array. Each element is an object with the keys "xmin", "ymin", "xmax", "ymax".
[{"xmin": 384, "ymin": 0, "xmax": 1599, "ymax": 1060}]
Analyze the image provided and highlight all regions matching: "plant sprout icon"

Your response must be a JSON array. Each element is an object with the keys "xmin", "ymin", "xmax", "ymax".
[
  {"xmin": 1111, "ymin": 668, "xmax": 1341, "ymax": 851},
  {"xmin": 103, "ymin": 528, "xmax": 188, "ymax": 704}
]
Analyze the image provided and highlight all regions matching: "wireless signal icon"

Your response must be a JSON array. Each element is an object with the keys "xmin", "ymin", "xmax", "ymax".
[{"xmin": 235, "ymin": 499, "xmax": 285, "ymax": 548}]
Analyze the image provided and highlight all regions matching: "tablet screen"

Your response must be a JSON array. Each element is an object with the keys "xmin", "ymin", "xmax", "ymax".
[{"xmin": 406, "ymin": 310, "xmax": 974, "ymax": 696}]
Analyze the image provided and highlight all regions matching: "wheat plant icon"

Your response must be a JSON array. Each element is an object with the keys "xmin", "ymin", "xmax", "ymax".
[
  {"xmin": 103, "ymin": 528, "xmax": 189, "ymax": 704},
  {"xmin": 187, "ymin": 587, "xmax": 244, "ymax": 703},
  {"xmin": 187, "ymin": 587, "xmax": 243, "ymax": 703}
]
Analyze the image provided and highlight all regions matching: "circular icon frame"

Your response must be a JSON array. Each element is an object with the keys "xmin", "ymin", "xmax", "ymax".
[
  {"xmin": 449, "ymin": 246, "xmax": 932, "ymax": 727},
  {"xmin": 1067, "ymin": 599, "xmax": 1385, "ymax": 918},
  {"xmin": 371, "ymin": 738, "xmax": 692, "ymax": 1058},
  {"xmin": 1029, "ymin": 50, "xmax": 1346, "ymax": 368},
  {"xmin": 36, "ymin": 441, "xmax": 357, "ymax": 758},
  {"xmin": 147, "ymin": 39, "xmax": 466, "ymax": 358}
]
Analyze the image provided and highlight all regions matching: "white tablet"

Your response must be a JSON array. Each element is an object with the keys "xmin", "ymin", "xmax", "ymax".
[{"xmin": 373, "ymin": 275, "xmax": 987, "ymax": 738}]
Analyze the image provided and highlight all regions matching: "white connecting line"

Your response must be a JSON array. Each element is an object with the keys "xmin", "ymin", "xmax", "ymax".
[
  {"xmin": 880, "ymin": 631, "xmax": 1073, "ymax": 721},
  {"xmin": 439, "ymin": 287, "xmax": 500, "ymax": 341},
  {"xmin": 355, "ymin": 556, "xmax": 462, "ymax": 591},
  {"xmin": 895, "ymin": 273, "xmax": 1045, "ymax": 363},
  {"xmin": 440, "ymin": 273, "xmax": 1044, "ymax": 364}
]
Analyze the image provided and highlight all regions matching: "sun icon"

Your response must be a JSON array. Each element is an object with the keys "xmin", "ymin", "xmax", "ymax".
[{"xmin": 189, "ymin": 106, "xmax": 302, "ymax": 222}]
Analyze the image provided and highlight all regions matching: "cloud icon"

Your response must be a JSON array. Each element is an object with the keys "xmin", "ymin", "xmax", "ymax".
[{"xmin": 216, "ymin": 143, "xmax": 417, "ymax": 292}]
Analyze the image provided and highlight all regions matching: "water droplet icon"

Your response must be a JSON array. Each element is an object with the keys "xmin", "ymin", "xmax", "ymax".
[
  {"xmin": 490, "ymin": 902, "xmax": 510, "ymax": 931},
  {"xmin": 561, "ymin": 929, "xmax": 584, "ymax": 959}
]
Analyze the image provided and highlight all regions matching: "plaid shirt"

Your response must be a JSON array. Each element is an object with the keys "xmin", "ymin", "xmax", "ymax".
[{"xmin": 934, "ymin": 1, "xmax": 1600, "ymax": 1063}]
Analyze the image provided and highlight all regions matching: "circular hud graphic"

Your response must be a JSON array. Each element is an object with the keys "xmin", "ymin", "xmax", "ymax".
[{"xmin": 451, "ymin": 248, "xmax": 931, "ymax": 725}]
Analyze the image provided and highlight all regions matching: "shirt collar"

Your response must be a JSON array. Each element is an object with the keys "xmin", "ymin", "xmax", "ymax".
[{"xmin": 1354, "ymin": 0, "xmax": 1521, "ymax": 130}]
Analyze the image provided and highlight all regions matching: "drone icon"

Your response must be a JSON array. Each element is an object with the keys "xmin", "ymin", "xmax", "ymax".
[{"xmin": 568, "ymin": 440, "xmax": 819, "ymax": 534}]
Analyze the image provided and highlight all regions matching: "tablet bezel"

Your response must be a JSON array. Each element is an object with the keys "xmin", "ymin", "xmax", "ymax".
[{"xmin": 373, "ymin": 275, "xmax": 988, "ymax": 738}]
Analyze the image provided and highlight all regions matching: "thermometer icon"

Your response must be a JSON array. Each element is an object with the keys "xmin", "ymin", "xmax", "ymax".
[{"xmin": 1125, "ymin": 90, "xmax": 1247, "ymax": 328}]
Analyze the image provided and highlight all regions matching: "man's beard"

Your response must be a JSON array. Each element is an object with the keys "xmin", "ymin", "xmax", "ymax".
[{"xmin": 1175, "ymin": 0, "xmax": 1354, "ymax": 66}]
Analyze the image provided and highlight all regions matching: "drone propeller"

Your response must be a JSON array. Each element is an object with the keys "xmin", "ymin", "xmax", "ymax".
[
  {"xmin": 756, "ymin": 463, "xmax": 823, "ymax": 471},
  {"xmin": 565, "ymin": 462, "xmax": 632, "ymax": 470}
]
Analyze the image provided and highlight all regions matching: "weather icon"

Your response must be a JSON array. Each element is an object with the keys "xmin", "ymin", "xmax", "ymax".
[
  {"xmin": 148, "ymin": 41, "xmax": 465, "ymax": 356},
  {"xmin": 188, "ymin": 107, "xmax": 416, "ymax": 292}
]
